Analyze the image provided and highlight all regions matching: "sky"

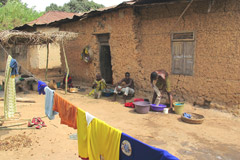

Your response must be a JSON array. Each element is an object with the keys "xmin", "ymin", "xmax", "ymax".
[{"xmin": 21, "ymin": 0, "xmax": 126, "ymax": 12}]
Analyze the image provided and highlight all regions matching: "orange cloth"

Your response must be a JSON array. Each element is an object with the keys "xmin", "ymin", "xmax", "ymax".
[{"xmin": 53, "ymin": 93, "xmax": 77, "ymax": 129}]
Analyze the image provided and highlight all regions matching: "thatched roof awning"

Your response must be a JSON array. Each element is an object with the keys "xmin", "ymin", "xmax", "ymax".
[{"xmin": 0, "ymin": 30, "xmax": 78, "ymax": 47}]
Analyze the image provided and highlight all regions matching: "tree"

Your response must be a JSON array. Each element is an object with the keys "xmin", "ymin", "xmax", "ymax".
[
  {"xmin": 0, "ymin": 0, "xmax": 43, "ymax": 31},
  {"xmin": 0, "ymin": 0, "xmax": 8, "ymax": 6},
  {"xmin": 45, "ymin": 0, "xmax": 104, "ymax": 13},
  {"xmin": 45, "ymin": 3, "xmax": 62, "ymax": 12}
]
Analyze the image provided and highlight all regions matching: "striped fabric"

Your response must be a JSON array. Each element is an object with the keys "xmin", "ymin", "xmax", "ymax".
[{"xmin": 4, "ymin": 55, "xmax": 16, "ymax": 119}]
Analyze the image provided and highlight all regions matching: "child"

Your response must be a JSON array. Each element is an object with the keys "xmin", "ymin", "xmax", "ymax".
[{"xmin": 92, "ymin": 73, "xmax": 106, "ymax": 99}]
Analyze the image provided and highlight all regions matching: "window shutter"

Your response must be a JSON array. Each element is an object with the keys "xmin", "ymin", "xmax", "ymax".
[
  {"xmin": 172, "ymin": 42, "xmax": 184, "ymax": 74},
  {"xmin": 183, "ymin": 42, "xmax": 194, "ymax": 75}
]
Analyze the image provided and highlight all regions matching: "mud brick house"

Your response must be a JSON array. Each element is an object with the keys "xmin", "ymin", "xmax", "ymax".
[
  {"xmin": 16, "ymin": 0, "xmax": 240, "ymax": 113},
  {"xmin": 0, "ymin": 11, "xmax": 78, "ymax": 77}
]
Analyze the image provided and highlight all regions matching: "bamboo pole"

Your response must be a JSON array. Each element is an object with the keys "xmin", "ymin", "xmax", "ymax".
[
  {"xmin": 0, "ymin": 98, "xmax": 36, "ymax": 103},
  {"xmin": 0, "ymin": 122, "xmax": 26, "ymax": 128},
  {"xmin": 45, "ymin": 43, "xmax": 49, "ymax": 81},
  {"xmin": 0, "ymin": 127, "xmax": 36, "ymax": 130},
  {"xmin": 62, "ymin": 40, "xmax": 69, "ymax": 94}
]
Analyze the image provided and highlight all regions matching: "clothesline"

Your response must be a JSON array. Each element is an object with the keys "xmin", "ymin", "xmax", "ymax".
[{"xmin": 44, "ymin": 87, "xmax": 179, "ymax": 160}]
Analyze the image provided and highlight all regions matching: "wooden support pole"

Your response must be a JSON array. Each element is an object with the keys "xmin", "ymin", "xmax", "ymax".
[
  {"xmin": 175, "ymin": 0, "xmax": 194, "ymax": 25},
  {"xmin": 62, "ymin": 40, "xmax": 69, "ymax": 94},
  {"xmin": 45, "ymin": 43, "xmax": 49, "ymax": 81}
]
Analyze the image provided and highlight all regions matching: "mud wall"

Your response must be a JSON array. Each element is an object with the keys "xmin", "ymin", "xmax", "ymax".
[
  {"xmin": 59, "ymin": 8, "xmax": 144, "ymax": 86},
  {"xmin": 136, "ymin": 0, "xmax": 240, "ymax": 112},
  {"xmin": 0, "ymin": 45, "xmax": 28, "ymax": 72},
  {"xmin": 28, "ymin": 43, "xmax": 61, "ymax": 69},
  {"xmin": 59, "ymin": 0, "xmax": 240, "ymax": 113},
  {"xmin": 32, "ymin": 27, "xmax": 62, "ymax": 69},
  {"xmin": 0, "ymin": 48, "xmax": 7, "ymax": 72},
  {"xmin": 26, "ymin": 26, "xmax": 62, "ymax": 80}
]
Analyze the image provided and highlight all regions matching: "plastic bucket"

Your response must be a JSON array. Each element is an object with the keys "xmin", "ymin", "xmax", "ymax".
[
  {"xmin": 173, "ymin": 102, "xmax": 185, "ymax": 115},
  {"xmin": 57, "ymin": 82, "xmax": 61, "ymax": 88},
  {"xmin": 133, "ymin": 101, "xmax": 150, "ymax": 114},
  {"xmin": 163, "ymin": 108, "xmax": 169, "ymax": 114},
  {"xmin": 150, "ymin": 104, "xmax": 166, "ymax": 112}
]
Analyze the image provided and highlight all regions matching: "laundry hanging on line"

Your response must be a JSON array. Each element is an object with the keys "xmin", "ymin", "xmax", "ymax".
[
  {"xmin": 44, "ymin": 92, "xmax": 179, "ymax": 160},
  {"xmin": 44, "ymin": 87, "xmax": 58, "ymax": 120},
  {"xmin": 38, "ymin": 81, "xmax": 47, "ymax": 95},
  {"xmin": 4, "ymin": 55, "xmax": 17, "ymax": 119},
  {"xmin": 52, "ymin": 93, "xmax": 78, "ymax": 129},
  {"xmin": 10, "ymin": 58, "xmax": 18, "ymax": 78}
]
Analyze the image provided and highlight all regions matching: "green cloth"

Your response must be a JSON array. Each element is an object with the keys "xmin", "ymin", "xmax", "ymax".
[
  {"xmin": 4, "ymin": 55, "xmax": 16, "ymax": 119},
  {"xmin": 155, "ymin": 77, "xmax": 171, "ymax": 93}
]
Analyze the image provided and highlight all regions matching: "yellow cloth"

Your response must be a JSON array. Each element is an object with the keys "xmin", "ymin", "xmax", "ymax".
[
  {"xmin": 87, "ymin": 118, "xmax": 122, "ymax": 160},
  {"xmin": 89, "ymin": 79, "xmax": 106, "ymax": 96},
  {"xmin": 77, "ymin": 109, "xmax": 122, "ymax": 160},
  {"xmin": 94, "ymin": 79, "xmax": 106, "ymax": 91},
  {"xmin": 77, "ymin": 108, "xmax": 88, "ymax": 159},
  {"xmin": 156, "ymin": 77, "xmax": 171, "ymax": 92}
]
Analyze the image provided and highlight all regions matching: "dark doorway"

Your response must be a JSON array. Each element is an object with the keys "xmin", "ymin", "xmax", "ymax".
[
  {"xmin": 96, "ymin": 33, "xmax": 113, "ymax": 84},
  {"xmin": 100, "ymin": 45, "xmax": 112, "ymax": 84}
]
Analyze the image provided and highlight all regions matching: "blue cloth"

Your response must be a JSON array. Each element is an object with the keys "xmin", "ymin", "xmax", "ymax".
[
  {"xmin": 183, "ymin": 113, "xmax": 192, "ymax": 119},
  {"xmin": 10, "ymin": 59, "xmax": 18, "ymax": 76},
  {"xmin": 38, "ymin": 81, "xmax": 47, "ymax": 95},
  {"xmin": 120, "ymin": 133, "xmax": 179, "ymax": 160},
  {"xmin": 44, "ymin": 87, "xmax": 58, "ymax": 120}
]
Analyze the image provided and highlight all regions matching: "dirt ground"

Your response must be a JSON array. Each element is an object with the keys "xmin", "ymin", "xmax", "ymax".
[{"xmin": 0, "ymin": 88, "xmax": 240, "ymax": 160}]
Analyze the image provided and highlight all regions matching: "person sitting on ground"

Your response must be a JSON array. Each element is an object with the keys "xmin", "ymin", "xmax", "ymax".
[
  {"xmin": 150, "ymin": 69, "xmax": 173, "ymax": 110},
  {"xmin": 113, "ymin": 72, "xmax": 134, "ymax": 103},
  {"xmin": 92, "ymin": 73, "xmax": 107, "ymax": 99},
  {"xmin": 62, "ymin": 74, "xmax": 73, "ymax": 89}
]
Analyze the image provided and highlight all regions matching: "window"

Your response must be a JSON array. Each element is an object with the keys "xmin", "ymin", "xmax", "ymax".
[{"xmin": 171, "ymin": 32, "xmax": 195, "ymax": 75}]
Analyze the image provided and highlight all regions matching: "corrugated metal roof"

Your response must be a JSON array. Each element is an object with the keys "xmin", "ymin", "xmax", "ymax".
[
  {"xmin": 17, "ymin": 0, "xmax": 195, "ymax": 30},
  {"xmin": 48, "ymin": 1, "xmax": 136, "ymax": 27},
  {"xmin": 27, "ymin": 11, "xmax": 79, "ymax": 26},
  {"xmin": 14, "ymin": 1, "xmax": 135, "ymax": 30}
]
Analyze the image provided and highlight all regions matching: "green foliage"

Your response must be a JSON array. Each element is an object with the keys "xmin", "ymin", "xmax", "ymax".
[
  {"xmin": 0, "ymin": 0, "xmax": 43, "ymax": 31},
  {"xmin": 45, "ymin": 3, "xmax": 63, "ymax": 12},
  {"xmin": 46, "ymin": 0, "xmax": 104, "ymax": 13}
]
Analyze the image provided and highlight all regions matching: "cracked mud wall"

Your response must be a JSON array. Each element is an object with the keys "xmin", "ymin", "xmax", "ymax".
[{"xmin": 136, "ymin": 0, "xmax": 240, "ymax": 113}]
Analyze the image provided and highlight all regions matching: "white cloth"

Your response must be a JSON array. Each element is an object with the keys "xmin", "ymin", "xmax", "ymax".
[
  {"xmin": 86, "ymin": 112, "xmax": 95, "ymax": 126},
  {"xmin": 153, "ymin": 84, "xmax": 162, "ymax": 105},
  {"xmin": 114, "ymin": 86, "xmax": 135, "ymax": 96}
]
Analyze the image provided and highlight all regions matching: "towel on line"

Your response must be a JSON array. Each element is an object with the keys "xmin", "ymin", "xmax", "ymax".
[
  {"xmin": 44, "ymin": 87, "xmax": 58, "ymax": 120},
  {"xmin": 10, "ymin": 58, "xmax": 18, "ymax": 77},
  {"xmin": 53, "ymin": 93, "xmax": 78, "ymax": 129}
]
